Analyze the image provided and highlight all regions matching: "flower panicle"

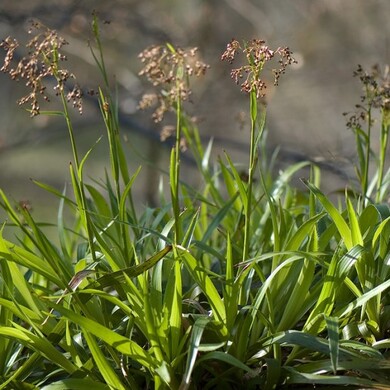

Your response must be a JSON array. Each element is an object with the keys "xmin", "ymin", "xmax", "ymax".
[
  {"xmin": 0, "ymin": 21, "xmax": 83, "ymax": 116},
  {"xmin": 344, "ymin": 64, "xmax": 390, "ymax": 129},
  {"xmin": 137, "ymin": 43, "xmax": 209, "ymax": 123},
  {"xmin": 221, "ymin": 38, "xmax": 297, "ymax": 98}
]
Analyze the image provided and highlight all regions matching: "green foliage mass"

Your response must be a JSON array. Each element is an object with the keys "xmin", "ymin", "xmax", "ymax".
[{"xmin": 0, "ymin": 17, "xmax": 390, "ymax": 389}]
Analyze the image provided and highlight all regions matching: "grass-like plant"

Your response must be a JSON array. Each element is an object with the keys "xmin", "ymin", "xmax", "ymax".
[{"xmin": 0, "ymin": 16, "xmax": 390, "ymax": 389}]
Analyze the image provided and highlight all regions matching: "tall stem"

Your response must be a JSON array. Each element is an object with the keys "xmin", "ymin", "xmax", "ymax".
[
  {"xmin": 363, "ymin": 106, "xmax": 372, "ymax": 205},
  {"xmin": 171, "ymin": 94, "xmax": 182, "ymax": 244},
  {"xmin": 243, "ymin": 91, "xmax": 257, "ymax": 261},
  {"xmin": 59, "ymin": 92, "xmax": 79, "ymax": 170},
  {"xmin": 376, "ymin": 110, "xmax": 389, "ymax": 203}
]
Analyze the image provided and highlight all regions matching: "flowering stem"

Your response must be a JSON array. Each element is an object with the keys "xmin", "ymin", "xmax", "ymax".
[
  {"xmin": 59, "ymin": 91, "xmax": 80, "ymax": 170},
  {"xmin": 40, "ymin": 45, "xmax": 80, "ymax": 170},
  {"xmin": 376, "ymin": 109, "xmax": 389, "ymax": 202},
  {"xmin": 171, "ymin": 91, "xmax": 183, "ymax": 244},
  {"xmin": 243, "ymin": 91, "xmax": 258, "ymax": 261},
  {"xmin": 363, "ymin": 104, "xmax": 372, "ymax": 205}
]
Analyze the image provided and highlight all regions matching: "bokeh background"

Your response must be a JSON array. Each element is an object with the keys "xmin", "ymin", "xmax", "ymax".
[{"xmin": 0, "ymin": 0, "xmax": 389, "ymax": 222}]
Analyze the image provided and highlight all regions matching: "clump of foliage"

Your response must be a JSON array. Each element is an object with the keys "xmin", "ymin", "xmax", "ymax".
[{"xmin": 0, "ymin": 16, "xmax": 390, "ymax": 390}]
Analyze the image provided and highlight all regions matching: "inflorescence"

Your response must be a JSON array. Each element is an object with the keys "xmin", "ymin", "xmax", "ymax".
[
  {"xmin": 344, "ymin": 64, "xmax": 390, "ymax": 129},
  {"xmin": 0, "ymin": 21, "xmax": 83, "ymax": 116},
  {"xmin": 221, "ymin": 38, "xmax": 297, "ymax": 98},
  {"xmin": 138, "ymin": 44, "xmax": 209, "ymax": 123}
]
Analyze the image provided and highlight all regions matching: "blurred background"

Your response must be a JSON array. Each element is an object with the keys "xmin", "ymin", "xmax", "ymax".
[{"xmin": 0, "ymin": 0, "xmax": 389, "ymax": 222}]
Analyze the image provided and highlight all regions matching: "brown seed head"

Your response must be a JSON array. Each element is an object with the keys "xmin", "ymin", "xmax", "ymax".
[
  {"xmin": 222, "ymin": 38, "xmax": 297, "ymax": 99},
  {"xmin": 345, "ymin": 64, "xmax": 390, "ymax": 129},
  {"xmin": 138, "ymin": 43, "xmax": 209, "ymax": 124},
  {"xmin": 0, "ymin": 21, "xmax": 83, "ymax": 116}
]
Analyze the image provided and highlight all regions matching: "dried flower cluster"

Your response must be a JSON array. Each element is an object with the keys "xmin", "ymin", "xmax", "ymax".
[
  {"xmin": 138, "ymin": 44, "xmax": 209, "ymax": 123},
  {"xmin": 0, "ymin": 21, "xmax": 83, "ymax": 116},
  {"xmin": 344, "ymin": 64, "xmax": 390, "ymax": 129},
  {"xmin": 221, "ymin": 38, "xmax": 297, "ymax": 98}
]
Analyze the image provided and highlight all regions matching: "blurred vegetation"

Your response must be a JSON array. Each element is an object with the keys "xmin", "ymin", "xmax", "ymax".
[{"xmin": 0, "ymin": 0, "xmax": 389, "ymax": 221}]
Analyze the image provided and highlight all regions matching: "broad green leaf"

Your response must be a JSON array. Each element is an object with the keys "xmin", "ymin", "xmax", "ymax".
[
  {"xmin": 325, "ymin": 315, "xmax": 339, "ymax": 375},
  {"xmin": 41, "ymin": 379, "xmax": 109, "ymax": 390},
  {"xmin": 284, "ymin": 366, "xmax": 389, "ymax": 388},
  {"xmin": 372, "ymin": 216, "xmax": 390, "ymax": 249},
  {"xmin": 178, "ymin": 248, "xmax": 227, "ymax": 338},
  {"xmin": 196, "ymin": 351, "xmax": 254, "ymax": 373},
  {"xmin": 262, "ymin": 330, "xmax": 345, "ymax": 359},
  {"xmin": 163, "ymin": 257, "xmax": 182, "ymax": 360},
  {"xmin": 181, "ymin": 208, "xmax": 199, "ymax": 248},
  {"xmin": 284, "ymin": 213, "xmax": 325, "ymax": 251},
  {"xmin": 200, "ymin": 193, "xmax": 238, "ymax": 244},
  {"xmin": 336, "ymin": 278, "xmax": 390, "ymax": 318},
  {"xmin": 0, "ymin": 258, "xmax": 42, "ymax": 315},
  {"xmin": 50, "ymin": 304, "xmax": 156, "ymax": 369},
  {"xmin": 93, "ymin": 245, "xmax": 172, "ymax": 289},
  {"xmin": 83, "ymin": 331, "xmax": 126, "ymax": 390},
  {"xmin": 181, "ymin": 316, "xmax": 212, "ymax": 390},
  {"xmin": 302, "ymin": 179, "xmax": 352, "ymax": 250},
  {"xmin": 264, "ymin": 358, "xmax": 281, "ymax": 390},
  {"xmin": 0, "ymin": 236, "xmax": 63, "ymax": 287},
  {"xmin": 346, "ymin": 197, "xmax": 363, "ymax": 246},
  {"xmin": 224, "ymin": 233, "xmax": 238, "ymax": 331},
  {"xmin": 0, "ymin": 298, "xmax": 42, "ymax": 323},
  {"xmin": 86, "ymin": 184, "xmax": 112, "ymax": 219},
  {"xmin": 219, "ymin": 158, "xmax": 242, "ymax": 213},
  {"xmin": 0, "ymin": 326, "xmax": 77, "ymax": 374},
  {"xmin": 249, "ymin": 252, "xmax": 320, "ymax": 333},
  {"xmin": 304, "ymin": 245, "xmax": 364, "ymax": 334},
  {"xmin": 224, "ymin": 152, "xmax": 248, "ymax": 211}
]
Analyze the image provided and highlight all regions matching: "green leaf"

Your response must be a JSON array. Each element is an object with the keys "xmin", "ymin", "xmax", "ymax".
[
  {"xmin": 264, "ymin": 358, "xmax": 281, "ymax": 390},
  {"xmin": 181, "ymin": 316, "xmax": 212, "ymax": 390},
  {"xmin": 200, "ymin": 193, "xmax": 238, "ymax": 244},
  {"xmin": 336, "ymin": 278, "xmax": 390, "ymax": 318},
  {"xmin": 302, "ymin": 179, "xmax": 352, "ymax": 250},
  {"xmin": 196, "ymin": 351, "xmax": 254, "ymax": 373},
  {"xmin": 83, "ymin": 331, "xmax": 126, "ymax": 390},
  {"xmin": 284, "ymin": 366, "xmax": 388, "ymax": 387},
  {"xmin": 325, "ymin": 316, "xmax": 339, "ymax": 375},
  {"xmin": 50, "ymin": 304, "xmax": 156, "ymax": 369},
  {"xmin": 0, "ymin": 235, "xmax": 64, "ymax": 288},
  {"xmin": 41, "ymin": 379, "xmax": 109, "ymax": 390},
  {"xmin": 224, "ymin": 152, "xmax": 248, "ymax": 211},
  {"xmin": 346, "ymin": 196, "xmax": 363, "ymax": 246},
  {"xmin": 304, "ymin": 245, "xmax": 364, "ymax": 334},
  {"xmin": 178, "ymin": 248, "xmax": 228, "ymax": 338},
  {"xmin": 93, "ymin": 245, "xmax": 172, "ymax": 289},
  {"xmin": 0, "ymin": 326, "xmax": 77, "ymax": 374},
  {"xmin": 163, "ymin": 257, "xmax": 182, "ymax": 361}
]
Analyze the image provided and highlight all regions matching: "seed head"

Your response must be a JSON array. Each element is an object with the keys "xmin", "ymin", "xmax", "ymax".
[
  {"xmin": 345, "ymin": 64, "xmax": 390, "ymax": 129},
  {"xmin": 0, "ymin": 21, "xmax": 83, "ymax": 116},
  {"xmin": 221, "ymin": 38, "xmax": 297, "ymax": 99},
  {"xmin": 138, "ymin": 43, "xmax": 209, "ymax": 122}
]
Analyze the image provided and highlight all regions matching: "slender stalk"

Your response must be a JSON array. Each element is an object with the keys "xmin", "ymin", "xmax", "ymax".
[
  {"xmin": 92, "ymin": 14, "xmax": 109, "ymax": 89},
  {"xmin": 42, "ymin": 46, "xmax": 80, "ymax": 170},
  {"xmin": 376, "ymin": 110, "xmax": 390, "ymax": 202},
  {"xmin": 363, "ymin": 105, "xmax": 372, "ymax": 205},
  {"xmin": 172, "ymin": 94, "xmax": 182, "ymax": 244},
  {"xmin": 55, "ymin": 69, "xmax": 96, "ymax": 262},
  {"xmin": 243, "ymin": 91, "xmax": 257, "ymax": 262},
  {"xmin": 59, "ymin": 92, "xmax": 80, "ymax": 170},
  {"xmin": 92, "ymin": 18, "xmax": 139, "ymax": 246}
]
